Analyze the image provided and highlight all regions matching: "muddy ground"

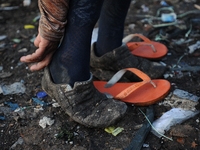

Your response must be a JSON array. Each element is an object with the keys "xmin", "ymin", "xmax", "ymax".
[{"xmin": 0, "ymin": 0, "xmax": 200, "ymax": 150}]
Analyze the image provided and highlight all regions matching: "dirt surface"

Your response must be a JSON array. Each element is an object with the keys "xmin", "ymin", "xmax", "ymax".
[{"xmin": 0, "ymin": 0, "xmax": 200, "ymax": 150}]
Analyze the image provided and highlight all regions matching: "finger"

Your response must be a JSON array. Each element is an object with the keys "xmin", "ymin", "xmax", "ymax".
[
  {"xmin": 29, "ymin": 53, "xmax": 54, "ymax": 71},
  {"xmin": 20, "ymin": 48, "xmax": 45, "ymax": 63},
  {"xmin": 34, "ymin": 34, "xmax": 41, "ymax": 47}
]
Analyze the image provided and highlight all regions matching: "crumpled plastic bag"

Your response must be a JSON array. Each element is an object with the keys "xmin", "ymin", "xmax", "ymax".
[
  {"xmin": 151, "ymin": 108, "xmax": 199, "ymax": 137},
  {"xmin": 151, "ymin": 89, "xmax": 200, "ymax": 138}
]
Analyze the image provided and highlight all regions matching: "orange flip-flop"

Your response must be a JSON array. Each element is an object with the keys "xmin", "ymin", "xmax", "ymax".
[
  {"xmin": 123, "ymin": 34, "xmax": 168, "ymax": 59},
  {"xmin": 93, "ymin": 68, "xmax": 171, "ymax": 106}
]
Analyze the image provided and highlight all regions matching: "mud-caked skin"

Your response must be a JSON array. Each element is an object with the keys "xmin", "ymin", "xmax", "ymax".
[
  {"xmin": 41, "ymin": 67, "xmax": 127, "ymax": 128},
  {"xmin": 90, "ymin": 43, "xmax": 166, "ymax": 81}
]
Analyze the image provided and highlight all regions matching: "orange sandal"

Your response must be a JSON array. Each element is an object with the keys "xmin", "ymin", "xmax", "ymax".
[
  {"xmin": 94, "ymin": 68, "xmax": 171, "ymax": 106},
  {"xmin": 123, "ymin": 34, "xmax": 168, "ymax": 59}
]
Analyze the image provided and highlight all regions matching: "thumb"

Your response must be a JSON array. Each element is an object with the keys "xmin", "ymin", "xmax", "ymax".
[{"xmin": 34, "ymin": 34, "xmax": 41, "ymax": 47}]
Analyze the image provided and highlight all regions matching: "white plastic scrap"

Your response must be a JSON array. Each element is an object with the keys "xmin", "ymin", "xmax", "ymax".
[
  {"xmin": 151, "ymin": 108, "xmax": 199, "ymax": 137},
  {"xmin": 39, "ymin": 116, "xmax": 54, "ymax": 128},
  {"xmin": 0, "ymin": 82, "xmax": 26, "ymax": 95},
  {"xmin": 10, "ymin": 137, "xmax": 23, "ymax": 149},
  {"xmin": 23, "ymin": 0, "xmax": 31, "ymax": 6},
  {"xmin": 0, "ymin": 35, "xmax": 7, "ymax": 41},
  {"xmin": 188, "ymin": 41, "xmax": 200, "ymax": 54},
  {"xmin": 52, "ymin": 102, "xmax": 60, "ymax": 108},
  {"xmin": 151, "ymin": 89, "xmax": 200, "ymax": 138},
  {"xmin": 161, "ymin": 13, "xmax": 177, "ymax": 22}
]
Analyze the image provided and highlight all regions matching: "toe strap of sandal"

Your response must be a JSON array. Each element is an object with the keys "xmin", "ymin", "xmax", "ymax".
[
  {"xmin": 123, "ymin": 34, "xmax": 157, "ymax": 52},
  {"xmin": 104, "ymin": 68, "xmax": 156, "ymax": 99}
]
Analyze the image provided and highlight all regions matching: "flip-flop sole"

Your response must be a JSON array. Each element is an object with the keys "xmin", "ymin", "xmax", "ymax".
[
  {"xmin": 127, "ymin": 41, "xmax": 168, "ymax": 59},
  {"xmin": 94, "ymin": 79, "xmax": 171, "ymax": 106}
]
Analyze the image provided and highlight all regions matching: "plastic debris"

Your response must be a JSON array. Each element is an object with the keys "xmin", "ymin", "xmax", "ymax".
[
  {"xmin": 0, "ymin": 116, "xmax": 5, "ymax": 120},
  {"xmin": 52, "ymin": 102, "xmax": 60, "ymax": 108},
  {"xmin": 105, "ymin": 126, "xmax": 124, "ymax": 136},
  {"xmin": 39, "ymin": 116, "xmax": 54, "ymax": 128},
  {"xmin": 4, "ymin": 102, "xmax": 19, "ymax": 111},
  {"xmin": 0, "ymin": 6, "xmax": 19, "ymax": 10},
  {"xmin": 23, "ymin": 0, "xmax": 31, "ymax": 6},
  {"xmin": 18, "ymin": 48, "xmax": 28, "ymax": 53},
  {"xmin": 34, "ymin": 107, "xmax": 44, "ymax": 113},
  {"xmin": 0, "ymin": 42, "xmax": 6, "ymax": 48},
  {"xmin": 161, "ymin": 13, "xmax": 177, "ymax": 22},
  {"xmin": 0, "ymin": 82, "xmax": 26, "ymax": 95},
  {"xmin": 0, "ymin": 72, "xmax": 12, "ymax": 78},
  {"xmin": 30, "ymin": 37, "xmax": 36, "ymax": 43},
  {"xmin": 0, "ymin": 106, "xmax": 12, "ymax": 115},
  {"xmin": 151, "ymin": 89, "xmax": 199, "ymax": 138},
  {"xmin": 151, "ymin": 108, "xmax": 199, "ymax": 138},
  {"xmin": 32, "ymin": 97, "xmax": 48, "ymax": 106},
  {"xmin": 33, "ymin": 15, "xmax": 40, "ymax": 22},
  {"xmin": 160, "ymin": 1, "xmax": 169, "ymax": 6},
  {"xmin": 10, "ymin": 137, "xmax": 24, "ymax": 149},
  {"xmin": 24, "ymin": 25, "xmax": 35, "ymax": 29},
  {"xmin": 141, "ymin": 5, "xmax": 149, "ymax": 12},
  {"xmin": 36, "ymin": 91, "xmax": 47, "ymax": 99},
  {"xmin": 12, "ymin": 38, "xmax": 21, "ymax": 43},
  {"xmin": 0, "ymin": 35, "xmax": 7, "ymax": 41},
  {"xmin": 188, "ymin": 41, "xmax": 200, "ymax": 54}
]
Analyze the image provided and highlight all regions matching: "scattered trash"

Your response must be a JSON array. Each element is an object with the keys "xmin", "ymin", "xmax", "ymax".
[
  {"xmin": 151, "ymin": 89, "xmax": 199, "ymax": 138},
  {"xmin": 188, "ymin": 41, "xmax": 200, "ymax": 54},
  {"xmin": 18, "ymin": 48, "xmax": 28, "ymax": 53},
  {"xmin": 0, "ymin": 3, "xmax": 10, "ymax": 7},
  {"xmin": 23, "ymin": 0, "xmax": 31, "ymax": 6},
  {"xmin": 0, "ymin": 116, "xmax": 5, "ymax": 120},
  {"xmin": 141, "ymin": 5, "xmax": 149, "ymax": 13},
  {"xmin": 39, "ymin": 116, "xmax": 54, "ymax": 128},
  {"xmin": 13, "ymin": 109, "xmax": 25, "ymax": 120},
  {"xmin": 0, "ymin": 35, "xmax": 7, "ymax": 41},
  {"xmin": 24, "ymin": 25, "xmax": 35, "ymax": 29},
  {"xmin": 4, "ymin": 102, "xmax": 19, "ymax": 111},
  {"xmin": 0, "ymin": 82, "xmax": 26, "ymax": 95},
  {"xmin": 0, "ymin": 6, "xmax": 19, "ymax": 10},
  {"xmin": 0, "ymin": 72, "xmax": 12, "ymax": 78},
  {"xmin": 33, "ymin": 15, "xmax": 40, "ymax": 22},
  {"xmin": 30, "ymin": 36, "xmax": 36, "ymax": 43},
  {"xmin": 194, "ymin": 4, "xmax": 200, "ymax": 10},
  {"xmin": 10, "ymin": 137, "xmax": 24, "ymax": 149},
  {"xmin": 0, "ymin": 106, "xmax": 12, "ymax": 115},
  {"xmin": 12, "ymin": 38, "xmax": 21, "ymax": 43},
  {"xmin": 105, "ymin": 126, "xmax": 124, "ymax": 136},
  {"xmin": 160, "ymin": 1, "xmax": 169, "ymax": 6},
  {"xmin": 142, "ymin": 143, "xmax": 150, "ymax": 148},
  {"xmin": 32, "ymin": 97, "xmax": 48, "ymax": 106},
  {"xmin": 36, "ymin": 91, "xmax": 47, "ymax": 99},
  {"xmin": 52, "ymin": 103, "xmax": 60, "ymax": 108},
  {"xmin": 34, "ymin": 107, "xmax": 43, "ymax": 113},
  {"xmin": 170, "ymin": 65, "xmax": 200, "ymax": 72},
  {"xmin": 161, "ymin": 13, "xmax": 177, "ymax": 22},
  {"xmin": 0, "ymin": 42, "xmax": 6, "ymax": 48}
]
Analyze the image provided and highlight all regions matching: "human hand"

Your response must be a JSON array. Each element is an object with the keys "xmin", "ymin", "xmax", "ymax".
[{"xmin": 20, "ymin": 33, "xmax": 59, "ymax": 71}]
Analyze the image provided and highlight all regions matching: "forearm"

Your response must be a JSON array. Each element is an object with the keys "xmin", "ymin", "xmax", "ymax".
[{"xmin": 38, "ymin": 0, "xmax": 69, "ymax": 41}]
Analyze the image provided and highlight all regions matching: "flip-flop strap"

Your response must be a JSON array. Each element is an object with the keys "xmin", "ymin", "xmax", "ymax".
[
  {"xmin": 123, "ymin": 34, "xmax": 157, "ymax": 52},
  {"xmin": 123, "ymin": 34, "xmax": 151, "ymax": 43},
  {"xmin": 104, "ymin": 68, "xmax": 156, "ymax": 99}
]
